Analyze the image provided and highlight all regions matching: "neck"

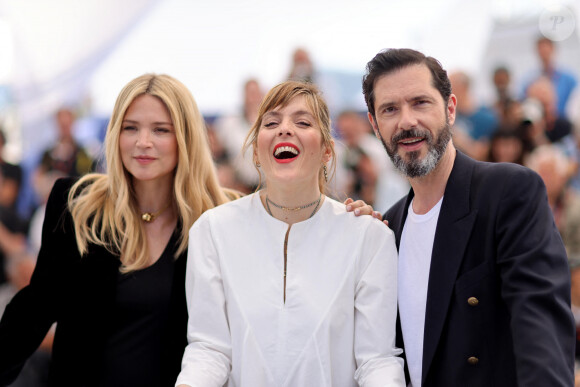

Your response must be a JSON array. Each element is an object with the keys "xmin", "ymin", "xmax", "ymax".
[
  {"xmin": 408, "ymin": 143, "xmax": 456, "ymax": 215},
  {"xmin": 261, "ymin": 184, "xmax": 323, "ymax": 225},
  {"xmin": 542, "ymin": 62, "xmax": 553, "ymax": 74},
  {"xmin": 133, "ymin": 178, "xmax": 174, "ymax": 213}
]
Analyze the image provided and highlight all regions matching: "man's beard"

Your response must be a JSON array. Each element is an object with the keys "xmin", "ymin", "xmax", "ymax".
[{"xmin": 377, "ymin": 120, "xmax": 452, "ymax": 178}]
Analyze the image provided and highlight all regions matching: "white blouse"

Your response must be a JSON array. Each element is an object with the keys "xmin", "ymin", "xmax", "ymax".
[{"xmin": 175, "ymin": 193, "xmax": 404, "ymax": 387}]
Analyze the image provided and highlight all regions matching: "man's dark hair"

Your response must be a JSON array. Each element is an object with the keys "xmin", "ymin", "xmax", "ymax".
[{"xmin": 362, "ymin": 48, "xmax": 452, "ymax": 119}]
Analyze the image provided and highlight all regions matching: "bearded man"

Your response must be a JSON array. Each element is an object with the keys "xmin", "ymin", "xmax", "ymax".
[{"xmin": 363, "ymin": 48, "xmax": 574, "ymax": 387}]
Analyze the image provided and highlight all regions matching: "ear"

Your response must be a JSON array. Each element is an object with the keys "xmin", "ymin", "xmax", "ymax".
[
  {"xmin": 253, "ymin": 148, "xmax": 260, "ymax": 166},
  {"xmin": 447, "ymin": 94, "xmax": 457, "ymax": 126},
  {"xmin": 322, "ymin": 139, "xmax": 334, "ymax": 163},
  {"xmin": 367, "ymin": 112, "xmax": 380, "ymax": 138}
]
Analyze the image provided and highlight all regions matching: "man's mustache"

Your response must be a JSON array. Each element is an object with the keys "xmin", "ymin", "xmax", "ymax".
[{"xmin": 392, "ymin": 128, "xmax": 432, "ymax": 143}]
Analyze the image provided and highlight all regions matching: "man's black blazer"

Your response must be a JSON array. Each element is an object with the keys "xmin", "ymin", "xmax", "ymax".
[
  {"xmin": 0, "ymin": 178, "xmax": 188, "ymax": 386},
  {"xmin": 385, "ymin": 151, "xmax": 575, "ymax": 387}
]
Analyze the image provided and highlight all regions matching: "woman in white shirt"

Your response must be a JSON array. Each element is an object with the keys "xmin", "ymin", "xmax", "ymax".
[{"xmin": 176, "ymin": 81, "xmax": 405, "ymax": 387}]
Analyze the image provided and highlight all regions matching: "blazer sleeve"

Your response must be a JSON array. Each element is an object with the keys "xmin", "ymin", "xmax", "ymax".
[
  {"xmin": 353, "ymin": 221, "xmax": 405, "ymax": 387},
  {"xmin": 496, "ymin": 167, "xmax": 575, "ymax": 386},
  {"xmin": 0, "ymin": 177, "xmax": 76, "ymax": 384},
  {"xmin": 175, "ymin": 213, "xmax": 232, "ymax": 387}
]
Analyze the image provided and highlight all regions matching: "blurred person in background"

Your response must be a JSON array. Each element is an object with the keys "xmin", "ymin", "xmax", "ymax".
[
  {"xmin": 0, "ymin": 163, "xmax": 28, "ymax": 286},
  {"xmin": 490, "ymin": 66, "xmax": 530, "ymax": 132},
  {"xmin": 287, "ymin": 47, "xmax": 315, "ymax": 83},
  {"xmin": 487, "ymin": 126, "xmax": 527, "ymax": 165},
  {"xmin": 0, "ymin": 131, "xmax": 22, "ymax": 209},
  {"xmin": 16, "ymin": 107, "xmax": 96, "ymax": 227},
  {"xmin": 525, "ymin": 144, "xmax": 578, "ymax": 237},
  {"xmin": 204, "ymin": 119, "xmax": 239, "ymax": 193},
  {"xmin": 524, "ymin": 76, "xmax": 574, "ymax": 145},
  {"xmin": 449, "ymin": 70, "xmax": 499, "ymax": 161},
  {"xmin": 522, "ymin": 36, "xmax": 577, "ymax": 120},
  {"xmin": 491, "ymin": 66, "xmax": 516, "ymax": 125},
  {"xmin": 36, "ymin": 107, "xmax": 94, "ymax": 178},
  {"xmin": 212, "ymin": 78, "xmax": 264, "ymax": 193}
]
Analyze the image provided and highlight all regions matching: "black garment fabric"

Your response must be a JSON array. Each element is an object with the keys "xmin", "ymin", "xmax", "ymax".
[
  {"xmin": 385, "ymin": 151, "xmax": 574, "ymax": 386},
  {"xmin": 0, "ymin": 178, "xmax": 188, "ymax": 387},
  {"xmin": 100, "ymin": 235, "xmax": 176, "ymax": 387}
]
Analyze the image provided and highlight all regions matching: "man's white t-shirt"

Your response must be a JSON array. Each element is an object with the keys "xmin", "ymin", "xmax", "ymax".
[{"xmin": 398, "ymin": 197, "xmax": 443, "ymax": 387}]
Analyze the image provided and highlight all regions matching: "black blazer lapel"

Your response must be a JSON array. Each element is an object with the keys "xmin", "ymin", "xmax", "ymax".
[
  {"xmin": 388, "ymin": 191, "xmax": 414, "ymax": 249},
  {"xmin": 421, "ymin": 151, "xmax": 477, "ymax": 384}
]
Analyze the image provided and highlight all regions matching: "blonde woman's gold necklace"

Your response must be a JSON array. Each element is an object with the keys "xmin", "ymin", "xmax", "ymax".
[{"xmin": 141, "ymin": 202, "xmax": 172, "ymax": 222}]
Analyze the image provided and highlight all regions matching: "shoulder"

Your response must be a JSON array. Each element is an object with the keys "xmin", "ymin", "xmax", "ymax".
[
  {"xmin": 455, "ymin": 151, "xmax": 536, "ymax": 183},
  {"xmin": 466, "ymin": 159, "xmax": 546, "ymax": 207},
  {"xmin": 212, "ymin": 193, "xmax": 254, "ymax": 214},
  {"xmin": 47, "ymin": 177, "xmax": 78, "ymax": 206},
  {"xmin": 193, "ymin": 193, "xmax": 255, "ymax": 227},
  {"xmin": 52, "ymin": 176, "xmax": 78, "ymax": 192},
  {"xmin": 324, "ymin": 197, "xmax": 394, "ymax": 238},
  {"xmin": 556, "ymin": 68, "xmax": 577, "ymax": 82},
  {"xmin": 472, "ymin": 159, "xmax": 541, "ymax": 186}
]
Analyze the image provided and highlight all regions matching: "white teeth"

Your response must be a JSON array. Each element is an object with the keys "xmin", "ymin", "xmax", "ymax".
[
  {"xmin": 401, "ymin": 138, "xmax": 422, "ymax": 144},
  {"xmin": 274, "ymin": 146, "xmax": 299, "ymax": 156}
]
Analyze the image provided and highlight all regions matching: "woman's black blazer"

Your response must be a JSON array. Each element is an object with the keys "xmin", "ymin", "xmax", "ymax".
[{"xmin": 0, "ymin": 178, "xmax": 188, "ymax": 386}]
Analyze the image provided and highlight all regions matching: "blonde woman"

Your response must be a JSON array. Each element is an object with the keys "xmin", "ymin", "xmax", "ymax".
[
  {"xmin": 176, "ymin": 81, "xmax": 404, "ymax": 387},
  {"xmin": 0, "ymin": 74, "xmax": 233, "ymax": 386}
]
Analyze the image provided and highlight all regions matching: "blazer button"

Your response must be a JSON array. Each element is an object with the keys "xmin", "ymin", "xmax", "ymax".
[
  {"xmin": 467, "ymin": 297, "xmax": 479, "ymax": 306},
  {"xmin": 467, "ymin": 356, "xmax": 479, "ymax": 365}
]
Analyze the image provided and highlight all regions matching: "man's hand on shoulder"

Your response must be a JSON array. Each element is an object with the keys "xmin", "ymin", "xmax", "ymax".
[{"xmin": 344, "ymin": 198, "xmax": 389, "ymax": 226}]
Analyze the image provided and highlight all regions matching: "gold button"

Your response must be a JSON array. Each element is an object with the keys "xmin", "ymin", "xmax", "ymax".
[
  {"xmin": 467, "ymin": 356, "xmax": 479, "ymax": 365},
  {"xmin": 467, "ymin": 297, "xmax": 479, "ymax": 306}
]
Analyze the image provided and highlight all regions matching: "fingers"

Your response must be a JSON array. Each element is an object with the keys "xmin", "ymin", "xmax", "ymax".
[
  {"xmin": 345, "ymin": 199, "xmax": 371, "ymax": 215},
  {"xmin": 344, "ymin": 199, "xmax": 388, "ymax": 226}
]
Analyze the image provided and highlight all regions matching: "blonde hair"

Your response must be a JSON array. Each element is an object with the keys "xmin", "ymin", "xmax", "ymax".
[
  {"xmin": 68, "ymin": 73, "xmax": 232, "ymax": 272},
  {"xmin": 242, "ymin": 81, "xmax": 336, "ymax": 192}
]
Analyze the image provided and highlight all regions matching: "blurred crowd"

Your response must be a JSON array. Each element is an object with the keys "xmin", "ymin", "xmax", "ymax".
[{"xmin": 2, "ymin": 37, "xmax": 580, "ymax": 384}]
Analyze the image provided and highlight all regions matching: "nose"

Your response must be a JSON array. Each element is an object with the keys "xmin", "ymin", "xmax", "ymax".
[
  {"xmin": 277, "ymin": 120, "xmax": 294, "ymax": 137},
  {"xmin": 398, "ymin": 105, "xmax": 418, "ymax": 131},
  {"xmin": 136, "ymin": 129, "xmax": 153, "ymax": 147}
]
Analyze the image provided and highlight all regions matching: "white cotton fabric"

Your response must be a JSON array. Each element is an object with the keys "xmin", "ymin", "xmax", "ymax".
[
  {"xmin": 398, "ymin": 198, "xmax": 442, "ymax": 387},
  {"xmin": 175, "ymin": 193, "xmax": 405, "ymax": 387}
]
